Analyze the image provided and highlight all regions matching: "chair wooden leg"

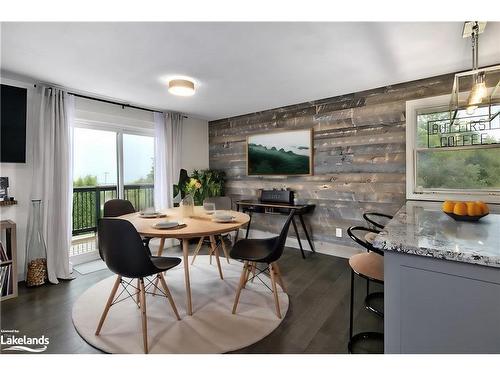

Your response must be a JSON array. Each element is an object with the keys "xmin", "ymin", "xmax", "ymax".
[
  {"xmin": 136, "ymin": 279, "xmax": 141, "ymax": 307},
  {"xmin": 191, "ymin": 237, "xmax": 205, "ymax": 265},
  {"xmin": 159, "ymin": 273, "xmax": 181, "ymax": 320},
  {"xmin": 139, "ymin": 278, "xmax": 148, "ymax": 354},
  {"xmin": 232, "ymin": 261, "xmax": 248, "ymax": 314},
  {"xmin": 219, "ymin": 235, "xmax": 230, "ymax": 264},
  {"xmin": 95, "ymin": 275, "xmax": 121, "ymax": 335},
  {"xmin": 251, "ymin": 262, "xmax": 257, "ymax": 283},
  {"xmin": 272, "ymin": 262, "xmax": 287, "ymax": 293},
  {"xmin": 269, "ymin": 263, "xmax": 282, "ymax": 319},
  {"xmin": 152, "ymin": 238, "xmax": 166, "ymax": 295},
  {"xmin": 209, "ymin": 235, "xmax": 224, "ymax": 280},
  {"xmin": 242, "ymin": 262, "xmax": 251, "ymax": 289}
]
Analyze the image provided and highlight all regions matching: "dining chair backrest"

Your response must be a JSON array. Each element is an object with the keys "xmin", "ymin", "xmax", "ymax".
[
  {"xmin": 97, "ymin": 218, "xmax": 156, "ymax": 278},
  {"xmin": 103, "ymin": 199, "xmax": 136, "ymax": 217},
  {"xmin": 267, "ymin": 210, "xmax": 295, "ymax": 263},
  {"xmin": 203, "ymin": 196, "xmax": 232, "ymax": 211}
]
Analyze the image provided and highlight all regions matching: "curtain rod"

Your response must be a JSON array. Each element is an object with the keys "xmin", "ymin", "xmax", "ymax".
[{"xmin": 33, "ymin": 84, "xmax": 188, "ymax": 118}]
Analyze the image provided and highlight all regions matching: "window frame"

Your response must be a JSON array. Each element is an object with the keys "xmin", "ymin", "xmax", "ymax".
[
  {"xmin": 73, "ymin": 116, "xmax": 155, "ymax": 200},
  {"xmin": 406, "ymin": 95, "xmax": 500, "ymax": 204}
]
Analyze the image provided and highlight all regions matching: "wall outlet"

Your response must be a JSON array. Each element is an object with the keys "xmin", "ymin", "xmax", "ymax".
[{"xmin": 336, "ymin": 228, "xmax": 342, "ymax": 238}]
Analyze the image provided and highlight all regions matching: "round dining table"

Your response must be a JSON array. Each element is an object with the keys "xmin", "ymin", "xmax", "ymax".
[{"xmin": 120, "ymin": 206, "xmax": 250, "ymax": 315}]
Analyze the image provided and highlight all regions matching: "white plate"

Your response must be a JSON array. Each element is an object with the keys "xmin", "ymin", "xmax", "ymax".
[
  {"xmin": 140, "ymin": 212, "xmax": 163, "ymax": 218},
  {"xmin": 153, "ymin": 221, "xmax": 180, "ymax": 229},
  {"xmin": 212, "ymin": 217, "xmax": 235, "ymax": 223}
]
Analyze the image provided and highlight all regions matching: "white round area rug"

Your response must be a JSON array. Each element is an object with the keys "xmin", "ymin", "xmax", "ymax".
[{"xmin": 72, "ymin": 255, "xmax": 288, "ymax": 353}]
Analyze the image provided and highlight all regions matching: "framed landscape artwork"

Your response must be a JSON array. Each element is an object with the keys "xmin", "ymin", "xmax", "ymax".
[{"xmin": 246, "ymin": 129, "xmax": 313, "ymax": 176}]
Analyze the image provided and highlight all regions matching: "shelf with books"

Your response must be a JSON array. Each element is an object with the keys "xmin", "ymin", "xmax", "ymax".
[{"xmin": 1, "ymin": 220, "xmax": 18, "ymax": 301}]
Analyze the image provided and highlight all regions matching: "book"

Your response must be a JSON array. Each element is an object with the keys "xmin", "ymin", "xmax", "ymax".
[{"xmin": 0, "ymin": 241, "xmax": 8, "ymax": 262}]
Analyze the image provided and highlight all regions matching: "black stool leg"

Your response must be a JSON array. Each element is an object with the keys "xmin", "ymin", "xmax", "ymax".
[
  {"xmin": 349, "ymin": 269, "xmax": 355, "ymax": 341},
  {"xmin": 291, "ymin": 216, "xmax": 305, "ymax": 259}
]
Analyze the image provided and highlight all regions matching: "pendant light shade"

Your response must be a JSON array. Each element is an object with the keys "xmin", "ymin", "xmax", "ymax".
[{"xmin": 168, "ymin": 79, "xmax": 195, "ymax": 96}]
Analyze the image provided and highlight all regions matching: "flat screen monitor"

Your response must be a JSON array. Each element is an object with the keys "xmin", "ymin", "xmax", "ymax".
[{"xmin": 1, "ymin": 84, "xmax": 27, "ymax": 163}]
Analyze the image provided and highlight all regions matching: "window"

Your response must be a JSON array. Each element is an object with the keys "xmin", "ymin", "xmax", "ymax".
[
  {"xmin": 123, "ymin": 133, "xmax": 155, "ymax": 211},
  {"xmin": 406, "ymin": 95, "xmax": 500, "ymax": 203},
  {"xmin": 72, "ymin": 129, "xmax": 155, "ymax": 227}
]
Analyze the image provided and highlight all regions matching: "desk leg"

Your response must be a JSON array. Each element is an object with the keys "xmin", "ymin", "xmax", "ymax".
[
  {"xmin": 182, "ymin": 239, "xmax": 193, "ymax": 315},
  {"xmin": 291, "ymin": 216, "xmax": 305, "ymax": 259},
  {"xmin": 298, "ymin": 214, "xmax": 316, "ymax": 253}
]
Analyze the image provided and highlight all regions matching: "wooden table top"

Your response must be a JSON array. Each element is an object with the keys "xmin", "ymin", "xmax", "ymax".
[{"xmin": 120, "ymin": 206, "xmax": 250, "ymax": 239}]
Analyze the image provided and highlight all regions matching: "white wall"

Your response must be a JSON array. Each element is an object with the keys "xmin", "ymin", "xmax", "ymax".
[
  {"xmin": 0, "ymin": 76, "xmax": 36, "ymax": 280},
  {"xmin": 0, "ymin": 73, "xmax": 209, "ymax": 279}
]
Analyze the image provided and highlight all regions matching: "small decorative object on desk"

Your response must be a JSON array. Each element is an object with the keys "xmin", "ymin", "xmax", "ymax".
[
  {"xmin": 442, "ymin": 200, "xmax": 489, "ymax": 222},
  {"xmin": 25, "ymin": 199, "xmax": 48, "ymax": 287},
  {"xmin": 181, "ymin": 194, "xmax": 195, "ymax": 218}
]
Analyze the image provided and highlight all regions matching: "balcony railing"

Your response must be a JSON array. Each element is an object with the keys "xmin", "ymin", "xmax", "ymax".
[{"xmin": 72, "ymin": 184, "xmax": 154, "ymax": 235}]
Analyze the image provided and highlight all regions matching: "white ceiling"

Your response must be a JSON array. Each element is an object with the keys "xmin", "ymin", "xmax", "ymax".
[{"xmin": 1, "ymin": 22, "xmax": 500, "ymax": 120}]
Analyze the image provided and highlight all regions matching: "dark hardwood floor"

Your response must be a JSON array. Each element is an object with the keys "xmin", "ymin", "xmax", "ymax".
[{"xmin": 1, "ymin": 244, "xmax": 383, "ymax": 354}]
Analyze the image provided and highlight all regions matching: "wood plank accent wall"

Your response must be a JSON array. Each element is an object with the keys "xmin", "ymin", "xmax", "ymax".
[{"xmin": 209, "ymin": 73, "xmax": 455, "ymax": 247}]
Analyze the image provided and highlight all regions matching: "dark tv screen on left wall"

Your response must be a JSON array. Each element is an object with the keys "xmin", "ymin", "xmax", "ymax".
[{"xmin": 1, "ymin": 84, "xmax": 27, "ymax": 163}]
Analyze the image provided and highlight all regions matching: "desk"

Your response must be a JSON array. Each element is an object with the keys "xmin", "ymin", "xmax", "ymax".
[
  {"xmin": 235, "ymin": 200, "xmax": 316, "ymax": 259},
  {"xmin": 121, "ymin": 206, "xmax": 250, "ymax": 315}
]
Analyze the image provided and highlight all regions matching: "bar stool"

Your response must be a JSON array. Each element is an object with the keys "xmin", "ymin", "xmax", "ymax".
[
  {"xmin": 348, "ymin": 226, "xmax": 384, "ymax": 317},
  {"xmin": 363, "ymin": 212, "xmax": 393, "ymax": 230},
  {"xmin": 347, "ymin": 250, "xmax": 384, "ymax": 354}
]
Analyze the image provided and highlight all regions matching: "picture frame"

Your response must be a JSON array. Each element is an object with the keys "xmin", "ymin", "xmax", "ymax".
[{"xmin": 246, "ymin": 129, "xmax": 313, "ymax": 176}]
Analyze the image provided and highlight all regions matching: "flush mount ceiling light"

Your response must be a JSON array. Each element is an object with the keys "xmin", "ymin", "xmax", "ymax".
[
  {"xmin": 449, "ymin": 21, "xmax": 500, "ymax": 121},
  {"xmin": 168, "ymin": 79, "xmax": 195, "ymax": 96}
]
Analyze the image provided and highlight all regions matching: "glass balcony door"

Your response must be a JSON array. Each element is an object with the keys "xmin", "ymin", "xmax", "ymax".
[
  {"xmin": 123, "ymin": 133, "xmax": 155, "ymax": 212},
  {"xmin": 71, "ymin": 127, "xmax": 155, "ymax": 262}
]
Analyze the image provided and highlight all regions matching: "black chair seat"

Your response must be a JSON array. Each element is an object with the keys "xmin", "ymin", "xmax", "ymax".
[
  {"xmin": 150, "ymin": 256, "xmax": 181, "ymax": 271},
  {"xmin": 230, "ymin": 237, "xmax": 277, "ymax": 263}
]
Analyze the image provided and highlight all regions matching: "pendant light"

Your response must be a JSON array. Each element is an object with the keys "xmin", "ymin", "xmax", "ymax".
[{"xmin": 449, "ymin": 21, "xmax": 500, "ymax": 121}]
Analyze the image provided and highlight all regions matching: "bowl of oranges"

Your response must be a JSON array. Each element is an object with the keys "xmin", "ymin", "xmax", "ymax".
[{"xmin": 442, "ymin": 201, "xmax": 489, "ymax": 222}]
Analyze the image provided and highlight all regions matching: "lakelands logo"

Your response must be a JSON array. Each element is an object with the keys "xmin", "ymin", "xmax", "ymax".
[{"xmin": 1, "ymin": 329, "xmax": 49, "ymax": 353}]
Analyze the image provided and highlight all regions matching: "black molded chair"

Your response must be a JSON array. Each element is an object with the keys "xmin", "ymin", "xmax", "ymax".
[
  {"xmin": 363, "ymin": 212, "xmax": 393, "ymax": 230},
  {"xmin": 103, "ymin": 199, "xmax": 152, "ymax": 251},
  {"xmin": 230, "ymin": 210, "xmax": 294, "ymax": 319},
  {"xmin": 103, "ymin": 199, "xmax": 135, "ymax": 217},
  {"xmin": 346, "ymin": 225, "xmax": 384, "ymax": 354},
  {"xmin": 95, "ymin": 218, "xmax": 182, "ymax": 354}
]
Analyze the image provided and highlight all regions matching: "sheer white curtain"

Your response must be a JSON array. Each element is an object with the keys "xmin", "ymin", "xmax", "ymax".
[
  {"xmin": 30, "ymin": 86, "xmax": 74, "ymax": 284},
  {"xmin": 154, "ymin": 112, "xmax": 183, "ymax": 209}
]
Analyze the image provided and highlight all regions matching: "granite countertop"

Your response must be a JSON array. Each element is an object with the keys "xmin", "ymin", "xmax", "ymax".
[{"xmin": 373, "ymin": 201, "xmax": 500, "ymax": 268}]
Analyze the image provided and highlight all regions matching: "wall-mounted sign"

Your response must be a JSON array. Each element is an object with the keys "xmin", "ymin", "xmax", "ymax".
[{"xmin": 427, "ymin": 116, "xmax": 500, "ymax": 148}]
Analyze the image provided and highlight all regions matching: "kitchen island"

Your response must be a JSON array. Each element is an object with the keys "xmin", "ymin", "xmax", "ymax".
[{"xmin": 373, "ymin": 201, "xmax": 500, "ymax": 354}]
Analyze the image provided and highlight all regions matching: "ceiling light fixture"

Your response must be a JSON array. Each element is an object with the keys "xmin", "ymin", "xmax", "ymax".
[
  {"xmin": 168, "ymin": 79, "xmax": 195, "ymax": 96},
  {"xmin": 449, "ymin": 21, "xmax": 500, "ymax": 121}
]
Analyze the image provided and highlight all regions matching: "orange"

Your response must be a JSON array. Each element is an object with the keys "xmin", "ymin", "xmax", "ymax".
[
  {"xmin": 442, "ymin": 201, "xmax": 455, "ymax": 213},
  {"xmin": 466, "ymin": 202, "xmax": 482, "ymax": 216},
  {"xmin": 475, "ymin": 201, "xmax": 489, "ymax": 215},
  {"xmin": 453, "ymin": 202, "xmax": 467, "ymax": 216}
]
